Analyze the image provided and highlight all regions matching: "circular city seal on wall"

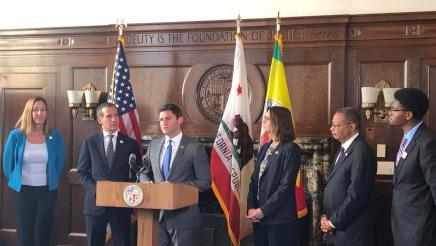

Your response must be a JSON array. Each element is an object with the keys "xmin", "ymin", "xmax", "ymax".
[
  {"xmin": 123, "ymin": 184, "xmax": 144, "ymax": 207},
  {"xmin": 196, "ymin": 64, "xmax": 233, "ymax": 123}
]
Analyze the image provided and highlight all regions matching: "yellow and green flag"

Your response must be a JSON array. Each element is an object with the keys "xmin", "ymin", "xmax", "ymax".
[{"xmin": 259, "ymin": 34, "xmax": 308, "ymax": 219}]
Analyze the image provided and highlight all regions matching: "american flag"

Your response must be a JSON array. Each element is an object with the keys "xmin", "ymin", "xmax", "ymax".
[{"xmin": 109, "ymin": 35, "xmax": 142, "ymax": 154}]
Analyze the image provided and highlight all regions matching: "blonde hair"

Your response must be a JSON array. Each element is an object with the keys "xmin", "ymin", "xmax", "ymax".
[{"xmin": 15, "ymin": 96, "xmax": 51, "ymax": 135}]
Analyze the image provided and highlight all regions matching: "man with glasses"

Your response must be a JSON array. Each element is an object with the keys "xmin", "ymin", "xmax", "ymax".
[
  {"xmin": 321, "ymin": 107, "xmax": 377, "ymax": 246},
  {"xmin": 388, "ymin": 88, "xmax": 436, "ymax": 246}
]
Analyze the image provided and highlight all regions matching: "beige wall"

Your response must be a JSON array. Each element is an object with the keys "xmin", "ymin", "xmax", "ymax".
[{"xmin": 2, "ymin": 0, "xmax": 436, "ymax": 29}]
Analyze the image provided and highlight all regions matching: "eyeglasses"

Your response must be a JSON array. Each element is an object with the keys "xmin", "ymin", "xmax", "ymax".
[
  {"xmin": 388, "ymin": 108, "xmax": 408, "ymax": 112},
  {"xmin": 330, "ymin": 123, "xmax": 351, "ymax": 128}
]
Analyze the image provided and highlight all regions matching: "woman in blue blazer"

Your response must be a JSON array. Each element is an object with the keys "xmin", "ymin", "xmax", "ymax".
[
  {"xmin": 247, "ymin": 106, "xmax": 301, "ymax": 246},
  {"xmin": 3, "ymin": 96, "xmax": 65, "ymax": 246}
]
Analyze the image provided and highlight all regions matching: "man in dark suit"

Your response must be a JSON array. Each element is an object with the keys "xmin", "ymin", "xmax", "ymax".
[
  {"xmin": 77, "ymin": 102, "xmax": 140, "ymax": 246},
  {"xmin": 388, "ymin": 88, "xmax": 436, "ymax": 246},
  {"xmin": 140, "ymin": 104, "xmax": 210, "ymax": 246},
  {"xmin": 321, "ymin": 107, "xmax": 377, "ymax": 246}
]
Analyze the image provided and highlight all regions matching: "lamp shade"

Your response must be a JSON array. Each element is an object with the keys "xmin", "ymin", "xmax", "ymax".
[
  {"xmin": 361, "ymin": 87, "xmax": 379, "ymax": 107},
  {"xmin": 84, "ymin": 90, "xmax": 101, "ymax": 107},
  {"xmin": 382, "ymin": 88, "xmax": 400, "ymax": 107},
  {"xmin": 67, "ymin": 90, "xmax": 84, "ymax": 107}
]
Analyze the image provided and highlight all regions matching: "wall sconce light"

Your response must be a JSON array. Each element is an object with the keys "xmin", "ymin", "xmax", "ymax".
[
  {"xmin": 361, "ymin": 80, "xmax": 401, "ymax": 123},
  {"xmin": 67, "ymin": 83, "xmax": 101, "ymax": 120}
]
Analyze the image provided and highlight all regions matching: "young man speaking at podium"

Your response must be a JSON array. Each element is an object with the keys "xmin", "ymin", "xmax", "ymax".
[
  {"xmin": 140, "ymin": 104, "xmax": 211, "ymax": 246},
  {"xmin": 77, "ymin": 102, "xmax": 140, "ymax": 246}
]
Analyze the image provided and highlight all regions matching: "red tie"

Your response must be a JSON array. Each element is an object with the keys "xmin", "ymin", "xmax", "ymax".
[{"xmin": 396, "ymin": 138, "xmax": 407, "ymax": 166}]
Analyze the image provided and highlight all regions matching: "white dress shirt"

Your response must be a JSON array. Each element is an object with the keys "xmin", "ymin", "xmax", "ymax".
[
  {"xmin": 160, "ymin": 132, "xmax": 183, "ymax": 171},
  {"xmin": 103, "ymin": 130, "xmax": 118, "ymax": 155}
]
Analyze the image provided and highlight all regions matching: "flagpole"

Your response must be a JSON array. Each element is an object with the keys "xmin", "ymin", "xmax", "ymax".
[
  {"xmin": 236, "ymin": 14, "xmax": 241, "ymax": 35},
  {"xmin": 115, "ymin": 18, "xmax": 126, "ymax": 36},
  {"xmin": 276, "ymin": 10, "xmax": 281, "ymax": 36},
  {"xmin": 235, "ymin": 16, "xmax": 242, "ymax": 246},
  {"xmin": 235, "ymin": 16, "xmax": 241, "ymax": 246},
  {"xmin": 110, "ymin": 19, "xmax": 127, "ymax": 103}
]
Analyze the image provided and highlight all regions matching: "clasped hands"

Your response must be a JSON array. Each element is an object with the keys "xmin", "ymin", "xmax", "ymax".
[
  {"xmin": 246, "ymin": 208, "xmax": 264, "ymax": 223},
  {"xmin": 320, "ymin": 215, "xmax": 333, "ymax": 233}
]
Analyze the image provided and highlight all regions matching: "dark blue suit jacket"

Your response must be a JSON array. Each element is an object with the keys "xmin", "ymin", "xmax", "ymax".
[
  {"xmin": 323, "ymin": 136, "xmax": 377, "ymax": 246},
  {"xmin": 247, "ymin": 140, "xmax": 300, "ymax": 226},
  {"xmin": 77, "ymin": 132, "xmax": 139, "ymax": 215},
  {"xmin": 391, "ymin": 124, "xmax": 436, "ymax": 246}
]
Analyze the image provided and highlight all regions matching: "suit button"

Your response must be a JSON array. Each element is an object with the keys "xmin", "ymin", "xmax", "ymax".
[{"xmin": 324, "ymin": 188, "xmax": 327, "ymax": 191}]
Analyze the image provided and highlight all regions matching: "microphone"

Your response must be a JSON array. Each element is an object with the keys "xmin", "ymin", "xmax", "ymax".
[
  {"xmin": 128, "ymin": 154, "xmax": 137, "ymax": 171},
  {"xmin": 141, "ymin": 154, "xmax": 147, "ymax": 168},
  {"xmin": 140, "ymin": 154, "xmax": 153, "ymax": 183},
  {"xmin": 129, "ymin": 154, "xmax": 139, "ymax": 183}
]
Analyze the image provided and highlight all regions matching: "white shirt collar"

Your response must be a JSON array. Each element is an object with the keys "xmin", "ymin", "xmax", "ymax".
[
  {"xmin": 342, "ymin": 132, "xmax": 359, "ymax": 151},
  {"xmin": 103, "ymin": 130, "xmax": 118, "ymax": 139},
  {"xmin": 165, "ymin": 132, "xmax": 182, "ymax": 145}
]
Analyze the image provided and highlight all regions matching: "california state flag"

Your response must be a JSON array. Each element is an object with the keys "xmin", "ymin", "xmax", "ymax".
[
  {"xmin": 211, "ymin": 34, "xmax": 254, "ymax": 246},
  {"xmin": 259, "ymin": 34, "xmax": 308, "ymax": 219}
]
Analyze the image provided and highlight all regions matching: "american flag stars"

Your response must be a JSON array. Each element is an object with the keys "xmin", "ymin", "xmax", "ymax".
[{"xmin": 108, "ymin": 35, "xmax": 142, "ymax": 154}]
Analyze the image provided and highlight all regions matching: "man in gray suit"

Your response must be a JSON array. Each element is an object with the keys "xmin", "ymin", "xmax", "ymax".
[
  {"xmin": 321, "ymin": 107, "xmax": 377, "ymax": 246},
  {"xmin": 389, "ymin": 88, "xmax": 436, "ymax": 246},
  {"xmin": 140, "ymin": 104, "xmax": 210, "ymax": 246}
]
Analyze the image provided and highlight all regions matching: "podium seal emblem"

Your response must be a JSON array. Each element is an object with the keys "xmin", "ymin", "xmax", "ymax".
[{"xmin": 123, "ymin": 184, "xmax": 144, "ymax": 207}]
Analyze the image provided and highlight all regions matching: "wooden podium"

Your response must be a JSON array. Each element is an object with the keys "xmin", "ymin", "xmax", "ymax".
[{"xmin": 96, "ymin": 181, "xmax": 198, "ymax": 246}]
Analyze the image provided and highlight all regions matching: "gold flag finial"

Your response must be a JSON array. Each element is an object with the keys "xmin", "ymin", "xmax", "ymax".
[
  {"xmin": 115, "ymin": 18, "xmax": 127, "ymax": 36},
  {"xmin": 276, "ymin": 10, "xmax": 281, "ymax": 35},
  {"xmin": 236, "ymin": 14, "xmax": 242, "ymax": 34}
]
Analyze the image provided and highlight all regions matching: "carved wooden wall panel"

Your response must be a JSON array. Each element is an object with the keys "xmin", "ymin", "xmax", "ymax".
[
  {"xmin": 421, "ymin": 58, "xmax": 436, "ymax": 133},
  {"xmin": 259, "ymin": 63, "xmax": 332, "ymax": 136},
  {"xmin": 130, "ymin": 66, "xmax": 190, "ymax": 134}
]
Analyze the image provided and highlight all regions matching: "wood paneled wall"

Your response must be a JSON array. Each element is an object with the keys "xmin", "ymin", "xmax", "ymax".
[{"xmin": 1, "ymin": 11, "xmax": 436, "ymax": 245}]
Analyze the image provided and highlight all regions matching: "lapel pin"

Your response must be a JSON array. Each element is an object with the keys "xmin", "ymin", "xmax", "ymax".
[
  {"xmin": 49, "ymin": 136, "xmax": 53, "ymax": 140},
  {"xmin": 120, "ymin": 140, "xmax": 124, "ymax": 144},
  {"xmin": 402, "ymin": 152, "xmax": 407, "ymax": 159},
  {"xmin": 275, "ymin": 150, "xmax": 279, "ymax": 155}
]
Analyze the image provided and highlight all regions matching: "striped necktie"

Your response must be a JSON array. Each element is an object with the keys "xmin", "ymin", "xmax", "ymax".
[
  {"xmin": 396, "ymin": 138, "xmax": 407, "ymax": 166},
  {"xmin": 106, "ymin": 135, "xmax": 115, "ymax": 168}
]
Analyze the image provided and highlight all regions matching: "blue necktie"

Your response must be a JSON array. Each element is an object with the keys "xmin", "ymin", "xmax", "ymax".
[{"xmin": 162, "ymin": 140, "xmax": 172, "ymax": 180}]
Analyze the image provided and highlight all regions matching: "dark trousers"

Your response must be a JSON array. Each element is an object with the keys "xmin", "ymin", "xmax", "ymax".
[
  {"xmin": 85, "ymin": 208, "xmax": 131, "ymax": 246},
  {"xmin": 253, "ymin": 221, "xmax": 298, "ymax": 246},
  {"xmin": 12, "ymin": 185, "xmax": 57, "ymax": 246},
  {"xmin": 159, "ymin": 219, "xmax": 197, "ymax": 246}
]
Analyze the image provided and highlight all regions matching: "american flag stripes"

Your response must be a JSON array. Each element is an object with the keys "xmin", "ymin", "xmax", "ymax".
[{"xmin": 109, "ymin": 35, "xmax": 142, "ymax": 154}]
